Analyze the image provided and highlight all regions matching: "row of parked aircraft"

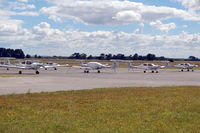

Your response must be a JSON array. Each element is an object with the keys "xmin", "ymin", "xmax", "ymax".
[{"xmin": 0, "ymin": 58, "xmax": 198, "ymax": 74}]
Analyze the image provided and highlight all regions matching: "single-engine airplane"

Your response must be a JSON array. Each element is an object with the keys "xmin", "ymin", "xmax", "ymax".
[
  {"xmin": 164, "ymin": 62, "xmax": 198, "ymax": 72},
  {"xmin": 73, "ymin": 60, "xmax": 119, "ymax": 73},
  {"xmin": 0, "ymin": 58, "xmax": 44, "ymax": 74},
  {"xmin": 43, "ymin": 62, "xmax": 70, "ymax": 70},
  {"xmin": 16, "ymin": 60, "xmax": 44, "ymax": 74},
  {"xmin": 43, "ymin": 62, "xmax": 61, "ymax": 70},
  {"xmin": 127, "ymin": 62, "xmax": 164, "ymax": 73}
]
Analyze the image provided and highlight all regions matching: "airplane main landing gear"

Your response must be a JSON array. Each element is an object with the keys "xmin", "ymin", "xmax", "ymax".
[
  {"xmin": 192, "ymin": 69, "xmax": 194, "ymax": 72},
  {"xmin": 7, "ymin": 68, "xmax": 9, "ymax": 70},
  {"xmin": 97, "ymin": 70, "xmax": 100, "ymax": 73},
  {"xmin": 152, "ymin": 71, "xmax": 154, "ymax": 73},
  {"xmin": 187, "ymin": 69, "xmax": 190, "ymax": 72},
  {"xmin": 84, "ymin": 70, "xmax": 89, "ymax": 73},
  {"xmin": 19, "ymin": 71, "xmax": 22, "ymax": 74},
  {"xmin": 45, "ymin": 68, "xmax": 47, "ymax": 70},
  {"xmin": 156, "ymin": 71, "xmax": 158, "ymax": 73},
  {"xmin": 181, "ymin": 69, "xmax": 183, "ymax": 72},
  {"xmin": 144, "ymin": 71, "xmax": 146, "ymax": 73},
  {"xmin": 36, "ymin": 71, "xmax": 39, "ymax": 74},
  {"xmin": 54, "ymin": 68, "xmax": 57, "ymax": 70}
]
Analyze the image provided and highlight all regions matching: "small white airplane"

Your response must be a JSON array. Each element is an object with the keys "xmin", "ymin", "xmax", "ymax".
[
  {"xmin": 43, "ymin": 62, "xmax": 61, "ymax": 70},
  {"xmin": 16, "ymin": 60, "xmax": 44, "ymax": 74},
  {"xmin": 0, "ymin": 59, "xmax": 44, "ymax": 74},
  {"xmin": 165, "ymin": 62, "xmax": 198, "ymax": 72},
  {"xmin": 127, "ymin": 62, "xmax": 164, "ymax": 73},
  {"xmin": 73, "ymin": 60, "xmax": 119, "ymax": 73},
  {"xmin": 43, "ymin": 62, "xmax": 70, "ymax": 70}
]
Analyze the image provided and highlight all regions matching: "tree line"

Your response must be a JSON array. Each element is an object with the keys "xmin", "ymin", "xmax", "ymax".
[
  {"xmin": 0, "ymin": 47, "xmax": 199, "ymax": 61},
  {"xmin": 0, "ymin": 48, "xmax": 25, "ymax": 58},
  {"xmin": 67, "ymin": 53, "xmax": 200, "ymax": 61}
]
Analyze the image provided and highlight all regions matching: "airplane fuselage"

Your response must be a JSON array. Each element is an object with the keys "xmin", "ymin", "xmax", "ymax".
[{"xmin": 83, "ymin": 62, "xmax": 108, "ymax": 70}]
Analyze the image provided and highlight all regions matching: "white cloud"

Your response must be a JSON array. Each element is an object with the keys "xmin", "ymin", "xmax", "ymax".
[
  {"xmin": 174, "ymin": 0, "xmax": 200, "ymax": 10},
  {"xmin": 18, "ymin": 0, "xmax": 28, "ymax": 2},
  {"xmin": 9, "ymin": 2, "xmax": 35, "ymax": 10},
  {"xmin": 113, "ymin": 10, "xmax": 141, "ymax": 23},
  {"xmin": 40, "ymin": 0, "xmax": 200, "ymax": 25},
  {"xmin": 150, "ymin": 20, "xmax": 176, "ymax": 33},
  {"xmin": 0, "ymin": 21, "xmax": 200, "ymax": 58}
]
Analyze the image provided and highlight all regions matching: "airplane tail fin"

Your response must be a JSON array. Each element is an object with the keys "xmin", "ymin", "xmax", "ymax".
[
  {"xmin": 126, "ymin": 61, "xmax": 134, "ymax": 71},
  {"xmin": 17, "ymin": 60, "xmax": 22, "ymax": 65},
  {"xmin": 4, "ymin": 59, "xmax": 10, "ymax": 65},
  {"xmin": 80, "ymin": 61, "xmax": 83, "ymax": 66},
  {"xmin": 111, "ymin": 61, "xmax": 119, "ymax": 72},
  {"xmin": 164, "ymin": 62, "xmax": 171, "ymax": 67}
]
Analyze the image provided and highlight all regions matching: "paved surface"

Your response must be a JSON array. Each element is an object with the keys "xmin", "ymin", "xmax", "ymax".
[{"xmin": 0, "ymin": 67, "xmax": 200, "ymax": 95}]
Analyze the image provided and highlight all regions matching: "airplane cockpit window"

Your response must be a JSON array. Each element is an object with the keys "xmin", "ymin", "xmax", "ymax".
[{"xmin": 26, "ymin": 61, "xmax": 32, "ymax": 65}]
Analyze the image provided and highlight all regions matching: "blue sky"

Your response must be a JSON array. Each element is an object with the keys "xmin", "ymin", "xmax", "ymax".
[{"xmin": 0, "ymin": 0, "xmax": 200, "ymax": 58}]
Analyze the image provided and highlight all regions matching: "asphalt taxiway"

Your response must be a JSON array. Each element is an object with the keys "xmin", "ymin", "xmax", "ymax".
[{"xmin": 0, "ymin": 67, "xmax": 200, "ymax": 95}]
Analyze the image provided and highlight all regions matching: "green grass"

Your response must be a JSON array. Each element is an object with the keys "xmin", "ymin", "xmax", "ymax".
[{"xmin": 0, "ymin": 86, "xmax": 200, "ymax": 133}]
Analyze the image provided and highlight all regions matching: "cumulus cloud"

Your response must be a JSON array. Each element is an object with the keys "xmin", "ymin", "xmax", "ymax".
[
  {"xmin": 40, "ymin": 0, "xmax": 200, "ymax": 25},
  {"xmin": 9, "ymin": 2, "xmax": 35, "ymax": 10},
  {"xmin": 0, "ymin": 21, "xmax": 200, "ymax": 57},
  {"xmin": 150, "ymin": 20, "xmax": 176, "ymax": 33},
  {"xmin": 174, "ymin": 0, "xmax": 200, "ymax": 10},
  {"xmin": 18, "ymin": 0, "xmax": 28, "ymax": 2}
]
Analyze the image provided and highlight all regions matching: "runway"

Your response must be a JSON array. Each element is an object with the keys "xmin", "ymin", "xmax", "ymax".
[{"xmin": 0, "ymin": 67, "xmax": 200, "ymax": 95}]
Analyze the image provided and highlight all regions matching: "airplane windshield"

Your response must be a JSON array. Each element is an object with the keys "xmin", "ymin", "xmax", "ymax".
[{"xmin": 26, "ymin": 61, "xmax": 32, "ymax": 65}]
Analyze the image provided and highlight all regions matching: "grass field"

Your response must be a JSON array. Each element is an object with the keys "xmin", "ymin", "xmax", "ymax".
[{"xmin": 0, "ymin": 86, "xmax": 199, "ymax": 133}]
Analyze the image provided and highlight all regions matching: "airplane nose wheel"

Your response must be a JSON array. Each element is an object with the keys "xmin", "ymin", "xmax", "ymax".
[
  {"xmin": 54, "ymin": 68, "xmax": 57, "ymax": 70},
  {"xmin": 144, "ymin": 71, "xmax": 146, "ymax": 73},
  {"xmin": 152, "ymin": 71, "xmax": 154, "ymax": 73},
  {"xmin": 98, "ymin": 70, "xmax": 100, "ymax": 73},
  {"xmin": 192, "ymin": 70, "xmax": 194, "ymax": 72},
  {"xmin": 36, "ymin": 71, "xmax": 39, "ymax": 74},
  {"xmin": 181, "ymin": 69, "xmax": 183, "ymax": 72},
  {"xmin": 19, "ymin": 71, "xmax": 22, "ymax": 74},
  {"xmin": 156, "ymin": 71, "xmax": 158, "ymax": 73},
  {"xmin": 187, "ymin": 69, "xmax": 190, "ymax": 72}
]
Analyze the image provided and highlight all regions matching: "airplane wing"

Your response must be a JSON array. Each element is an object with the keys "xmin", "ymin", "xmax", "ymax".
[
  {"xmin": 72, "ymin": 66, "xmax": 92, "ymax": 70},
  {"xmin": 160, "ymin": 66, "xmax": 165, "ymax": 68},
  {"xmin": 0, "ymin": 64, "xmax": 16, "ymax": 68}
]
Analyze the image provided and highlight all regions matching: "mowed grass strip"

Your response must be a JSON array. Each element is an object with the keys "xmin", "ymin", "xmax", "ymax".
[{"xmin": 0, "ymin": 86, "xmax": 199, "ymax": 133}]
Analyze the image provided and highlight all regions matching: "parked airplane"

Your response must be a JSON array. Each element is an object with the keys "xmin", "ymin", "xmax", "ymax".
[
  {"xmin": 43, "ymin": 62, "xmax": 61, "ymax": 70},
  {"xmin": 73, "ymin": 61, "xmax": 119, "ymax": 73},
  {"xmin": 0, "ymin": 59, "xmax": 44, "ymax": 74},
  {"xmin": 43, "ymin": 62, "xmax": 70, "ymax": 70},
  {"xmin": 127, "ymin": 62, "xmax": 164, "ymax": 73},
  {"xmin": 164, "ymin": 62, "xmax": 198, "ymax": 72}
]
